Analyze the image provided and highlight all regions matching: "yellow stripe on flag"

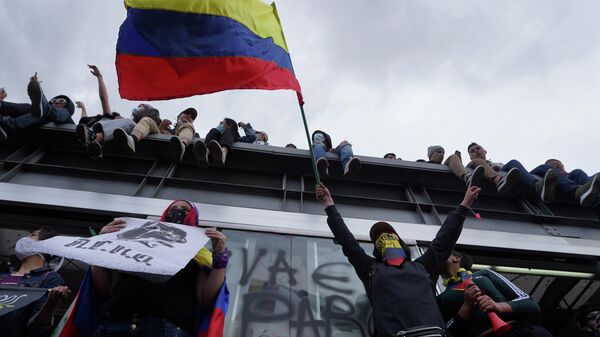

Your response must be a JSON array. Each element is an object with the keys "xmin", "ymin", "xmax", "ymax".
[{"xmin": 125, "ymin": 0, "xmax": 290, "ymax": 53}]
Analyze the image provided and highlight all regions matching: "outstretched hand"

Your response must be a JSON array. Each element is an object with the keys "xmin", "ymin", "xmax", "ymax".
[
  {"xmin": 47, "ymin": 286, "xmax": 70, "ymax": 304},
  {"xmin": 75, "ymin": 101, "xmax": 85, "ymax": 109},
  {"xmin": 461, "ymin": 186, "xmax": 481, "ymax": 208},
  {"xmin": 99, "ymin": 219, "xmax": 126, "ymax": 235},
  {"xmin": 315, "ymin": 183, "xmax": 334, "ymax": 207},
  {"xmin": 205, "ymin": 228, "xmax": 227, "ymax": 253},
  {"xmin": 30, "ymin": 72, "xmax": 39, "ymax": 82},
  {"xmin": 88, "ymin": 64, "xmax": 102, "ymax": 78}
]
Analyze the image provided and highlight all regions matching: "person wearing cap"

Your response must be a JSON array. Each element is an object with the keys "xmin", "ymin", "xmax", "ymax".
[
  {"xmin": 438, "ymin": 251, "xmax": 551, "ymax": 337},
  {"xmin": 0, "ymin": 73, "xmax": 75, "ymax": 142},
  {"xmin": 160, "ymin": 107, "xmax": 198, "ymax": 161},
  {"xmin": 383, "ymin": 153, "xmax": 397, "ymax": 160},
  {"xmin": 74, "ymin": 65, "xmax": 137, "ymax": 160},
  {"xmin": 237, "ymin": 121, "xmax": 269, "ymax": 145},
  {"xmin": 315, "ymin": 183, "xmax": 481, "ymax": 337},
  {"xmin": 0, "ymin": 227, "xmax": 70, "ymax": 337},
  {"xmin": 427, "ymin": 145, "xmax": 445, "ymax": 164},
  {"xmin": 192, "ymin": 117, "xmax": 241, "ymax": 168},
  {"xmin": 90, "ymin": 200, "xmax": 228, "ymax": 337},
  {"xmin": 312, "ymin": 130, "xmax": 361, "ymax": 180}
]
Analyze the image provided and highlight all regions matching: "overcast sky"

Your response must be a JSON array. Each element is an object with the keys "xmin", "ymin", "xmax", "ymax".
[{"xmin": 2, "ymin": 1, "xmax": 600, "ymax": 172}]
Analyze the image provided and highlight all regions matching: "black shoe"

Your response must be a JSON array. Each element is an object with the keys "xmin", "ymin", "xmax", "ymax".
[
  {"xmin": 207, "ymin": 140, "xmax": 224, "ymax": 166},
  {"xmin": 316, "ymin": 158, "xmax": 329, "ymax": 180},
  {"xmin": 170, "ymin": 136, "xmax": 186, "ymax": 161},
  {"xmin": 87, "ymin": 140, "xmax": 103, "ymax": 161},
  {"xmin": 344, "ymin": 157, "xmax": 361, "ymax": 177},
  {"xmin": 466, "ymin": 165, "xmax": 485, "ymax": 189},
  {"xmin": 192, "ymin": 141, "xmax": 209, "ymax": 169},
  {"xmin": 497, "ymin": 167, "xmax": 520, "ymax": 194},
  {"xmin": 28, "ymin": 79, "xmax": 44, "ymax": 119},
  {"xmin": 0, "ymin": 125, "xmax": 7, "ymax": 142},
  {"xmin": 574, "ymin": 174, "xmax": 600, "ymax": 207},
  {"xmin": 113, "ymin": 128, "xmax": 136, "ymax": 154},
  {"xmin": 535, "ymin": 169, "xmax": 558, "ymax": 203},
  {"xmin": 75, "ymin": 124, "xmax": 93, "ymax": 147}
]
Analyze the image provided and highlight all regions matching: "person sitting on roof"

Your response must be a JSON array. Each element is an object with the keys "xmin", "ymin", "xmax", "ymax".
[
  {"xmin": 384, "ymin": 153, "xmax": 397, "ymax": 160},
  {"xmin": 238, "ymin": 122, "xmax": 269, "ymax": 145},
  {"xmin": 315, "ymin": 183, "xmax": 481, "ymax": 336},
  {"xmin": 0, "ymin": 226, "xmax": 70, "ymax": 337},
  {"xmin": 285, "ymin": 143, "xmax": 297, "ymax": 149},
  {"xmin": 0, "ymin": 73, "xmax": 75, "ymax": 142},
  {"xmin": 439, "ymin": 251, "xmax": 552, "ymax": 337},
  {"xmin": 113, "ymin": 105, "xmax": 196, "ymax": 162},
  {"xmin": 312, "ymin": 130, "xmax": 361, "ymax": 179},
  {"xmin": 192, "ymin": 117, "xmax": 254, "ymax": 168},
  {"xmin": 75, "ymin": 65, "xmax": 136, "ymax": 160},
  {"xmin": 90, "ymin": 200, "xmax": 228, "ymax": 337},
  {"xmin": 530, "ymin": 159, "xmax": 600, "ymax": 208}
]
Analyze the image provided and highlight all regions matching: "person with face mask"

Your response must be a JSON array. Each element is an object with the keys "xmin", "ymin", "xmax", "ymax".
[
  {"xmin": 0, "ymin": 73, "xmax": 75, "ymax": 142},
  {"xmin": 89, "ymin": 200, "xmax": 228, "ymax": 337},
  {"xmin": 438, "ymin": 251, "xmax": 552, "ymax": 337},
  {"xmin": 312, "ymin": 130, "xmax": 361, "ymax": 180},
  {"xmin": 154, "ymin": 108, "xmax": 198, "ymax": 161},
  {"xmin": 192, "ymin": 117, "xmax": 240, "ymax": 168},
  {"xmin": 315, "ymin": 183, "xmax": 481, "ymax": 337},
  {"xmin": 0, "ymin": 227, "xmax": 70, "ymax": 337}
]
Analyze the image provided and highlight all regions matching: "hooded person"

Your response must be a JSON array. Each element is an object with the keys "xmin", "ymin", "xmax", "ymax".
[
  {"xmin": 315, "ymin": 183, "xmax": 481, "ymax": 337},
  {"xmin": 312, "ymin": 130, "xmax": 361, "ymax": 180},
  {"xmin": 192, "ymin": 117, "xmax": 241, "ymax": 169},
  {"xmin": 0, "ymin": 227, "xmax": 70, "ymax": 337},
  {"xmin": 438, "ymin": 251, "xmax": 552, "ymax": 337},
  {"xmin": 0, "ymin": 74, "xmax": 75, "ymax": 142},
  {"xmin": 84, "ymin": 200, "xmax": 229, "ymax": 337}
]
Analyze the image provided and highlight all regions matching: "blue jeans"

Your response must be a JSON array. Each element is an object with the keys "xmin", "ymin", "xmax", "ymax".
[
  {"xmin": 93, "ymin": 316, "xmax": 192, "ymax": 337},
  {"xmin": 0, "ymin": 100, "xmax": 73, "ymax": 135},
  {"xmin": 313, "ymin": 142, "xmax": 354, "ymax": 169},
  {"xmin": 501, "ymin": 160, "xmax": 539, "ymax": 189},
  {"xmin": 531, "ymin": 164, "xmax": 578, "ymax": 193}
]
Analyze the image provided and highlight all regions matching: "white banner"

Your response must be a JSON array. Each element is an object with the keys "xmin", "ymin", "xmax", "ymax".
[{"xmin": 29, "ymin": 218, "xmax": 210, "ymax": 276}]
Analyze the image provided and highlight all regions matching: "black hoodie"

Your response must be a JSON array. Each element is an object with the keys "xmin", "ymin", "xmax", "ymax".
[
  {"xmin": 50, "ymin": 95, "xmax": 75, "ymax": 115},
  {"xmin": 311, "ymin": 130, "xmax": 333, "ymax": 150}
]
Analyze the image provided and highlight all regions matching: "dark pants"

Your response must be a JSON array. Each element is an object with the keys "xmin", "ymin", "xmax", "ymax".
[
  {"xmin": 93, "ymin": 316, "xmax": 192, "ymax": 337},
  {"xmin": 503, "ymin": 323, "xmax": 553, "ymax": 337},
  {"xmin": 204, "ymin": 128, "xmax": 237, "ymax": 149},
  {"xmin": 0, "ymin": 100, "xmax": 73, "ymax": 135},
  {"xmin": 531, "ymin": 165, "xmax": 600, "ymax": 208},
  {"xmin": 501, "ymin": 160, "xmax": 539, "ymax": 189}
]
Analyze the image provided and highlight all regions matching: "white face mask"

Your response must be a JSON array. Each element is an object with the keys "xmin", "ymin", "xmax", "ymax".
[
  {"xmin": 15, "ymin": 237, "xmax": 43, "ymax": 261},
  {"xmin": 313, "ymin": 133, "xmax": 325, "ymax": 144}
]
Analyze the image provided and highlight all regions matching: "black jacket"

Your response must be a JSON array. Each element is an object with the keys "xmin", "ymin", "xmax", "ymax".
[{"xmin": 325, "ymin": 205, "xmax": 468, "ymax": 336}]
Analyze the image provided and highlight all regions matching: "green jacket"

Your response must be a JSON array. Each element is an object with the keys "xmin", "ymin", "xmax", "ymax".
[{"xmin": 438, "ymin": 269, "xmax": 541, "ymax": 337}]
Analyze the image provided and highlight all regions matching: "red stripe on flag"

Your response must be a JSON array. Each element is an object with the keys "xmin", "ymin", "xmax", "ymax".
[
  {"xmin": 205, "ymin": 308, "xmax": 226, "ymax": 337},
  {"xmin": 116, "ymin": 54, "xmax": 302, "ymax": 100}
]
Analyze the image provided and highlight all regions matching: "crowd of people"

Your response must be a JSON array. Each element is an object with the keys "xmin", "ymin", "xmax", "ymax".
[{"xmin": 1, "ymin": 68, "xmax": 599, "ymax": 336}]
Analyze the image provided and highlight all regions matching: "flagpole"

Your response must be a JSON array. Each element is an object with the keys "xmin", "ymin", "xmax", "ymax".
[{"xmin": 297, "ymin": 93, "xmax": 321, "ymax": 184}]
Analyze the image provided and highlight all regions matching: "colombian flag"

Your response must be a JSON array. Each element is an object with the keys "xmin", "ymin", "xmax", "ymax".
[{"xmin": 116, "ymin": 0, "xmax": 302, "ymax": 100}]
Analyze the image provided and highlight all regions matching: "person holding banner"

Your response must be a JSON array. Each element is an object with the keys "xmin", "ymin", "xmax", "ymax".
[
  {"xmin": 89, "ymin": 200, "xmax": 228, "ymax": 337},
  {"xmin": 315, "ymin": 183, "xmax": 481, "ymax": 337},
  {"xmin": 0, "ymin": 227, "xmax": 70, "ymax": 337},
  {"xmin": 439, "ymin": 251, "xmax": 552, "ymax": 337}
]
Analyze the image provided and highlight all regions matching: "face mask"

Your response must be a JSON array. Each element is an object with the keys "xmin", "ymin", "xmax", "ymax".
[
  {"xmin": 375, "ymin": 233, "xmax": 406, "ymax": 266},
  {"xmin": 164, "ymin": 208, "xmax": 189, "ymax": 224},
  {"xmin": 313, "ymin": 133, "xmax": 325, "ymax": 145},
  {"xmin": 216, "ymin": 122, "xmax": 225, "ymax": 133},
  {"xmin": 177, "ymin": 117, "xmax": 185, "ymax": 125},
  {"xmin": 15, "ymin": 237, "xmax": 43, "ymax": 261}
]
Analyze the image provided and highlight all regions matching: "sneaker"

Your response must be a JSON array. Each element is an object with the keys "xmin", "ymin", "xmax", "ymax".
[
  {"xmin": 535, "ymin": 169, "xmax": 558, "ymax": 204},
  {"xmin": 496, "ymin": 167, "xmax": 520, "ymax": 194},
  {"xmin": 207, "ymin": 140, "xmax": 224, "ymax": 166},
  {"xmin": 75, "ymin": 124, "xmax": 93, "ymax": 147},
  {"xmin": 316, "ymin": 157, "xmax": 329, "ymax": 180},
  {"xmin": 344, "ymin": 157, "xmax": 361, "ymax": 177},
  {"xmin": 27, "ymin": 79, "xmax": 44, "ymax": 119},
  {"xmin": 192, "ymin": 141, "xmax": 209, "ymax": 169},
  {"xmin": 466, "ymin": 165, "xmax": 485, "ymax": 189},
  {"xmin": 113, "ymin": 128, "xmax": 136, "ymax": 154},
  {"xmin": 170, "ymin": 136, "xmax": 186, "ymax": 161},
  {"xmin": 0, "ymin": 125, "xmax": 7, "ymax": 142},
  {"xmin": 87, "ymin": 140, "xmax": 103, "ymax": 160},
  {"xmin": 574, "ymin": 174, "xmax": 600, "ymax": 207}
]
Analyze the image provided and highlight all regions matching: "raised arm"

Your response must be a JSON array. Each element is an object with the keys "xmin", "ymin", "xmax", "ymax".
[
  {"xmin": 195, "ymin": 229, "xmax": 226, "ymax": 310},
  {"xmin": 88, "ymin": 64, "xmax": 111, "ymax": 115},
  {"xmin": 417, "ymin": 186, "xmax": 480, "ymax": 281},
  {"xmin": 316, "ymin": 183, "xmax": 373, "ymax": 285}
]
